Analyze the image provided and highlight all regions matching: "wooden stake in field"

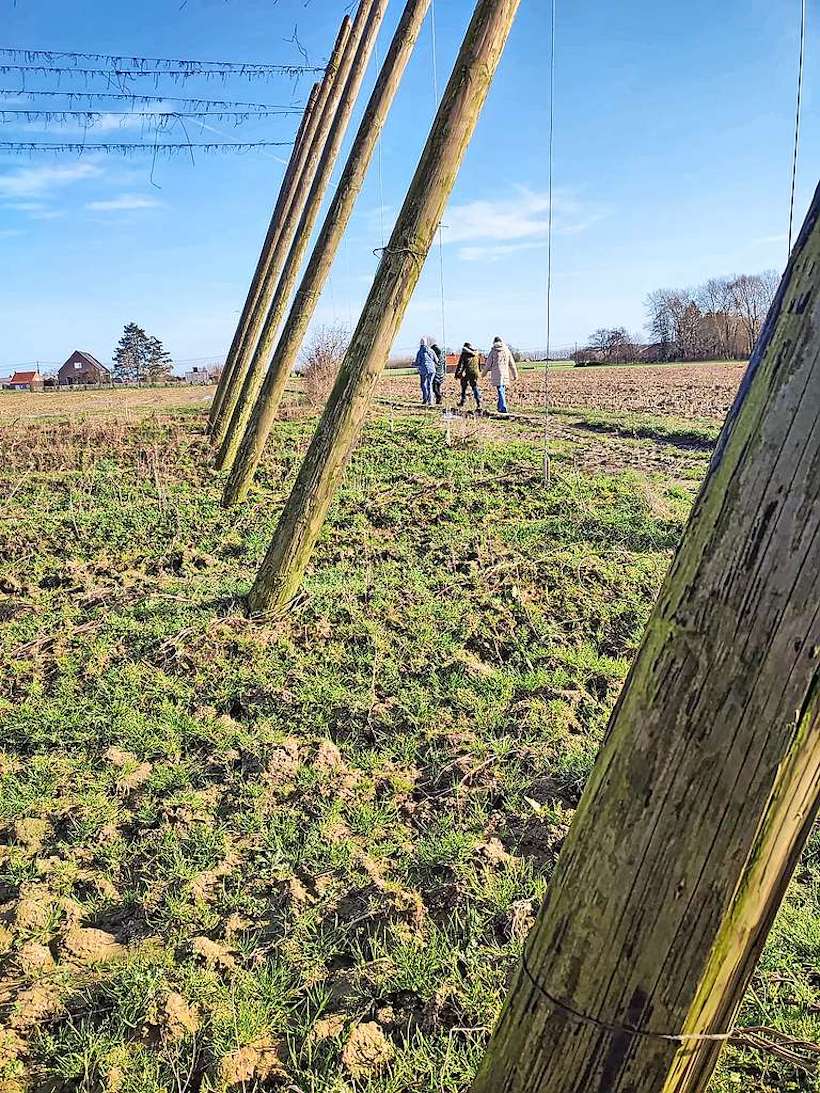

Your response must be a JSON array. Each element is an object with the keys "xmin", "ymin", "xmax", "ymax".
[
  {"xmin": 471, "ymin": 185, "xmax": 820, "ymax": 1092},
  {"xmin": 209, "ymin": 12, "xmax": 363, "ymax": 447},
  {"xmin": 216, "ymin": 0, "xmax": 391, "ymax": 474},
  {"xmin": 207, "ymin": 80, "xmax": 321, "ymax": 433},
  {"xmin": 246, "ymin": 0, "xmax": 522, "ymax": 612}
]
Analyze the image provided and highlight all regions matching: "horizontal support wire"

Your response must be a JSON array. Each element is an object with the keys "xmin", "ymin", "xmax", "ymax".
[
  {"xmin": 0, "ymin": 89, "xmax": 303, "ymax": 110},
  {"xmin": 0, "ymin": 140, "xmax": 295, "ymax": 155}
]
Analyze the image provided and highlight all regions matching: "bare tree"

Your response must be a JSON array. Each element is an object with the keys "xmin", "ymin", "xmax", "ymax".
[
  {"xmin": 729, "ymin": 272, "xmax": 777, "ymax": 356},
  {"xmin": 301, "ymin": 324, "xmax": 351, "ymax": 406}
]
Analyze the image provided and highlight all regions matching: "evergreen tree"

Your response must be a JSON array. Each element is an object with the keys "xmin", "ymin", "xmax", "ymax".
[
  {"xmin": 113, "ymin": 322, "xmax": 150, "ymax": 385},
  {"xmin": 113, "ymin": 323, "xmax": 174, "ymax": 385},
  {"xmin": 145, "ymin": 335, "xmax": 174, "ymax": 384}
]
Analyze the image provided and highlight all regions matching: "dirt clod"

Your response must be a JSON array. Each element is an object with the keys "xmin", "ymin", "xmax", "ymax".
[{"xmin": 342, "ymin": 1022, "xmax": 393, "ymax": 1078}]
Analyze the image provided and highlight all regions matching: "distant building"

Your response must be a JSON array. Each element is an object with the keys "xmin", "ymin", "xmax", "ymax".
[
  {"xmin": 58, "ymin": 350, "xmax": 111, "ymax": 386},
  {"xmin": 185, "ymin": 365, "xmax": 220, "ymax": 385},
  {"xmin": 7, "ymin": 369, "xmax": 44, "ymax": 391}
]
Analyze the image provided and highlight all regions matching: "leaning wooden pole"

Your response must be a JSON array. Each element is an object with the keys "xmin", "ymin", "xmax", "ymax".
[
  {"xmin": 220, "ymin": 0, "xmax": 431, "ymax": 499},
  {"xmin": 472, "ymin": 185, "xmax": 820, "ymax": 1093},
  {"xmin": 207, "ymin": 81, "xmax": 321, "ymax": 431},
  {"xmin": 216, "ymin": 0, "xmax": 390, "ymax": 474},
  {"xmin": 209, "ymin": 14, "xmax": 360, "ymax": 446},
  {"xmin": 246, "ymin": 0, "xmax": 521, "ymax": 613}
]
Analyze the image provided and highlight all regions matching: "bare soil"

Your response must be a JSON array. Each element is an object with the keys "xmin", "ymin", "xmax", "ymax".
[{"xmin": 380, "ymin": 362, "xmax": 747, "ymax": 422}]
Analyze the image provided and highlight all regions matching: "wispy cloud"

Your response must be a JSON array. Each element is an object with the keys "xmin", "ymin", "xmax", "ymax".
[
  {"xmin": 4, "ymin": 201, "xmax": 64, "ymax": 220},
  {"xmin": 457, "ymin": 240, "xmax": 546, "ymax": 263},
  {"xmin": 0, "ymin": 161, "xmax": 101, "ymax": 199},
  {"xmin": 0, "ymin": 228, "xmax": 24, "ymax": 239},
  {"xmin": 85, "ymin": 193, "xmax": 163, "ymax": 212},
  {"xmin": 442, "ymin": 186, "xmax": 605, "ymax": 251}
]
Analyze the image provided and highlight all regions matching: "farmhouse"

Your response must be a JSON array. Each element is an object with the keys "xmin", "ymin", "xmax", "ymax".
[
  {"xmin": 58, "ymin": 350, "xmax": 111, "ymax": 386},
  {"xmin": 6, "ymin": 369, "xmax": 44, "ymax": 391},
  {"xmin": 185, "ymin": 365, "xmax": 220, "ymax": 385}
]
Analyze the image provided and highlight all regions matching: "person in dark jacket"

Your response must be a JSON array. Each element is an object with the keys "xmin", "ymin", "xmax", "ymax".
[
  {"xmin": 455, "ymin": 342, "xmax": 482, "ymax": 409},
  {"xmin": 414, "ymin": 338, "xmax": 437, "ymax": 406},
  {"xmin": 431, "ymin": 343, "xmax": 446, "ymax": 405}
]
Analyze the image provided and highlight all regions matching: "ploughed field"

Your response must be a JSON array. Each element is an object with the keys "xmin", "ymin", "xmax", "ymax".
[
  {"xmin": 380, "ymin": 361, "xmax": 748, "ymax": 422},
  {"xmin": 0, "ymin": 380, "xmax": 817, "ymax": 1093}
]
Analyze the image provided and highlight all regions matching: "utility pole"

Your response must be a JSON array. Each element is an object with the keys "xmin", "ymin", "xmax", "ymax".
[
  {"xmin": 207, "ymin": 81, "xmax": 321, "ymax": 432},
  {"xmin": 220, "ymin": 0, "xmax": 431, "ymax": 502},
  {"xmin": 246, "ymin": 0, "xmax": 521, "ymax": 613},
  {"xmin": 215, "ymin": 0, "xmax": 390, "ymax": 473},
  {"xmin": 472, "ymin": 186, "xmax": 820, "ymax": 1092},
  {"xmin": 209, "ymin": 12, "xmax": 361, "ymax": 446}
]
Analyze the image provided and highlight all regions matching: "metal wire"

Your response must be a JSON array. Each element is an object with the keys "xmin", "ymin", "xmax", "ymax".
[
  {"xmin": 787, "ymin": 0, "xmax": 807, "ymax": 256},
  {"xmin": 542, "ymin": 0, "xmax": 556, "ymax": 487}
]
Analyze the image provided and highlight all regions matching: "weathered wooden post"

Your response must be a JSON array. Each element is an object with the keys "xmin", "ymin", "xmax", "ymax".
[
  {"xmin": 471, "ymin": 185, "xmax": 820, "ymax": 1092},
  {"xmin": 246, "ymin": 0, "xmax": 521, "ymax": 612},
  {"xmin": 215, "ymin": 0, "xmax": 391, "ymax": 473},
  {"xmin": 209, "ymin": 10, "xmax": 365, "ymax": 446},
  {"xmin": 219, "ymin": 0, "xmax": 432, "ymax": 499},
  {"xmin": 207, "ymin": 81, "xmax": 321, "ymax": 432}
]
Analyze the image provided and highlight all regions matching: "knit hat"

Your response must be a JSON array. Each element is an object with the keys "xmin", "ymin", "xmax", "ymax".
[
  {"xmin": 463, "ymin": 342, "xmax": 476, "ymax": 352},
  {"xmin": 493, "ymin": 336, "xmax": 502, "ymax": 345}
]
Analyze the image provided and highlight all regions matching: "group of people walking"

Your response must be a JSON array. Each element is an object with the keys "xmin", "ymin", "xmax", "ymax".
[{"xmin": 414, "ymin": 336, "xmax": 519, "ymax": 414}]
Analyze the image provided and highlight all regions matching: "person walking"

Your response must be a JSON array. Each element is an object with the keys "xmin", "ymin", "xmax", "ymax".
[
  {"xmin": 431, "ymin": 343, "xmax": 446, "ymax": 405},
  {"xmin": 455, "ymin": 341, "xmax": 482, "ymax": 409},
  {"xmin": 482, "ymin": 335, "xmax": 518, "ymax": 414},
  {"xmin": 414, "ymin": 338, "xmax": 437, "ymax": 406}
]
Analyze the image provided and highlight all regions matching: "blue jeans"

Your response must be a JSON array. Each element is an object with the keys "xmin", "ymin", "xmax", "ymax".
[
  {"xmin": 419, "ymin": 373, "xmax": 433, "ymax": 404},
  {"xmin": 496, "ymin": 384, "xmax": 508, "ymax": 413}
]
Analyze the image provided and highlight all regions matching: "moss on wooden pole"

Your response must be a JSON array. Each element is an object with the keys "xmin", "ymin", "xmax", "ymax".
[
  {"xmin": 209, "ymin": 12, "xmax": 362, "ymax": 447},
  {"xmin": 215, "ymin": 0, "xmax": 389, "ymax": 474},
  {"xmin": 471, "ymin": 184, "xmax": 820, "ymax": 1093},
  {"xmin": 246, "ymin": 0, "xmax": 521, "ymax": 614},
  {"xmin": 207, "ymin": 81, "xmax": 321, "ymax": 432}
]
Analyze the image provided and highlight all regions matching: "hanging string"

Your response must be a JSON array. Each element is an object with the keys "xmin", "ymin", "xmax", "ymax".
[
  {"xmin": 542, "ymin": 0, "xmax": 556, "ymax": 487},
  {"xmin": 787, "ymin": 0, "xmax": 806, "ymax": 256},
  {"xmin": 430, "ymin": 0, "xmax": 447, "ymax": 362}
]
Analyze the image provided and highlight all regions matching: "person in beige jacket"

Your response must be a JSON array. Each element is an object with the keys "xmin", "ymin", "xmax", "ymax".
[{"xmin": 481, "ymin": 336, "xmax": 518, "ymax": 413}]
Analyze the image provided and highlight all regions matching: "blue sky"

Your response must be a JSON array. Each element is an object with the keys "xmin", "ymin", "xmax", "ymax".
[{"xmin": 0, "ymin": 0, "xmax": 817, "ymax": 371}]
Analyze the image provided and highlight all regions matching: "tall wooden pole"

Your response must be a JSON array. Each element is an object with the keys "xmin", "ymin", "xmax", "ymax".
[
  {"xmin": 215, "ymin": 0, "xmax": 390, "ymax": 473},
  {"xmin": 220, "ymin": 0, "xmax": 431, "ymax": 501},
  {"xmin": 209, "ymin": 12, "xmax": 362, "ymax": 447},
  {"xmin": 472, "ymin": 186, "xmax": 820, "ymax": 1093},
  {"xmin": 207, "ymin": 81, "xmax": 321, "ymax": 431},
  {"xmin": 246, "ymin": 0, "xmax": 521, "ymax": 613}
]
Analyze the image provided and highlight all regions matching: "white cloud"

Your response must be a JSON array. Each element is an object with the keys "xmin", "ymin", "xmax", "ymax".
[
  {"xmin": 5, "ymin": 201, "xmax": 64, "ymax": 220},
  {"xmin": 441, "ymin": 186, "xmax": 605, "ymax": 248},
  {"xmin": 457, "ymin": 240, "xmax": 546, "ymax": 263},
  {"xmin": 0, "ymin": 161, "xmax": 101, "ymax": 199},
  {"xmin": 0, "ymin": 228, "xmax": 24, "ymax": 239},
  {"xmin": 85, "ymin": 193, "xmax": 163, "ymax": 212}
]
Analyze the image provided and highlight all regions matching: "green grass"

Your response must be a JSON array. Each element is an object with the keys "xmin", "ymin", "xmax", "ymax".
[{"xmin": 0, "ymin": 408, "xmax": 816, "ymax": 1092}]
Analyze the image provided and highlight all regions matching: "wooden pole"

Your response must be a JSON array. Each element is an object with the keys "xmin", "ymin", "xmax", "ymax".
[
  {"xmin": 471, "ymin": 185, "xmax": 820, "ymax": 1093},
  {"xmin": 209, "ymin": 12, "xmax": 361, "ymax": 446},
  {"xmin": 246, "ymin": 0, "xmax": 521, "ymax": 613},
  {"xmin": 207, "ymin": 81, "xmax": 322, "ymax": 431},
  {"xmin": 215, "ymin": 0, "xmax": 389, "ymax": 474},
  {"xmin": 220, "ymin": 0, "xmax": 431, "ymax": 499}
]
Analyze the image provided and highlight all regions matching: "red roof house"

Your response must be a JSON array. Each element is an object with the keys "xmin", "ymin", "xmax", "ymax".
[{"xmin": 7, "ymin": 370, "xmax": 44, "ymax": 391}]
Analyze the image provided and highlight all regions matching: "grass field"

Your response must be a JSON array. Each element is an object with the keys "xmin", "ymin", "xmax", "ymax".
[{"xmin": 0, "ymin": 372, "xmax": 817, "ymax": 1092}]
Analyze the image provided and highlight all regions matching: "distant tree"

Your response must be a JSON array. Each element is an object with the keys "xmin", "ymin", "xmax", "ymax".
[
  {"xmin": 729, "ymin": 271, "xmax": 778, "ymax": 356},
  {"xmin": 145, "ymin": 335, "xmax": 174, "ymax": 384},
  {"xmin": 301, "ymin": 325, "xmax": 350, "ymax": 405},
  {"xmin": 113, "ymin": 323, "xmax": 174, "ymax": 385},
  {"xmin": 587, "ymin": 327, "xmax": 639, "ymax": 363},
  {"xmin": 113, "ymin": 322, "xmax": 150, "ymax": 385}
]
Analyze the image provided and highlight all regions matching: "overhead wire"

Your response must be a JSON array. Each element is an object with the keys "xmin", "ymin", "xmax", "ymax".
[
  {"xmin": 0, "ymin": 140, "xmax": 295, "ymax": 156},
  {"xmin": 787, "ymin": 0, "xmax": 806, "ymax": 256},
  {"xmin": 0, "ymin": 89, "xmax": 304, "ymax": 111}
]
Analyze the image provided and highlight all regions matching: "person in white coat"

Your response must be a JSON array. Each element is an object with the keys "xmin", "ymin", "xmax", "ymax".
[{"xmin": 481, "ymin": 336, "xmax": 518, "ymax": 413}]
